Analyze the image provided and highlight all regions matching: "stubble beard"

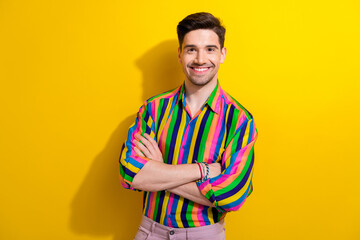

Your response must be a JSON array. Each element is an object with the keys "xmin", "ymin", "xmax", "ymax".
[{"xmin": 188, "ymin": 75, "xmax": 215, "ymax": 86}]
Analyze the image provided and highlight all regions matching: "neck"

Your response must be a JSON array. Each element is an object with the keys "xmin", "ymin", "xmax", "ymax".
[{"xmin": 184, "ymin": 78, "xmax": 217, "ymax": 115}]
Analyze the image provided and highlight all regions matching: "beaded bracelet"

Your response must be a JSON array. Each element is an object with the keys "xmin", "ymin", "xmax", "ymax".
[
  {"xmin": 197, "ymin": 162, "xmax": 209, "ymax": 183},
  {"xmin": 203, "ymin": 162, "xmax": 209, "ymax": 180}
]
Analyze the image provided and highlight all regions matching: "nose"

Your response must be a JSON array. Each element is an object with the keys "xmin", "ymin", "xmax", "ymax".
[{"xmin": 194, "ymin": 50, "xmax": 206, "ymax": 65}]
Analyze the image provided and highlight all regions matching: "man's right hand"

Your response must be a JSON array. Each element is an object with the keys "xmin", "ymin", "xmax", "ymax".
[{"xmin": 133, "ymin": 133, "xmax": 163, "ymax": 162}]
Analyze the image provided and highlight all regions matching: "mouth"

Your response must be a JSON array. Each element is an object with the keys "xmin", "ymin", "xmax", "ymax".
[{"xmin": 189, "ymin": 66, "xmax": 211, "ymax": 74}]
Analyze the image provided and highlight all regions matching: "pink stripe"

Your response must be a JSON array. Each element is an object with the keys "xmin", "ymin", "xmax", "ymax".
[
  {"xmin": 196, "ymin": 204, "xmax": 205, "ymax": 226},
  {"xmin": 209, "ymin": 174, "xmax": 231, "ymax": 187},
  {"xmin": 177, "ymin": 122, "xmax": 190, "ymax": 164},
  {"xmin": 166, "ymin": 194, "xmax": 174, "ymax": 227},
  {"xmin": 230, "ymin": 144, "xmax": 252, "ymax": 175},
  {"xmin": 208, "ymin": 100, "xmax": 224, "ymax": 162},
  {"xmin": 154, "ymin": 102, "xmax": 158, "ymax": 130},
  {"xmin": 133, "ymin": 155, "xmax": 150, "ymax": 165},
  {"xmin": 148, "ymin": 193, "xmax": 156, "ymax": 219},
  {"xmin": 150, "ymin": 102, "xmax": 155, "ymax": 120},
  {"xmin": 158, "ymin": 114, "xmax": 171, "ymax": 152}
]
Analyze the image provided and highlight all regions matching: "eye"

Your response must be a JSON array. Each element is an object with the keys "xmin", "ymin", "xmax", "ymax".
[
  {"xmin": 207, "ymin": 47, "xmax": 215, "ymax": 52},
  {"xmin": 187, "ymin": 48, "xmax": 196, "ymax": 53}
]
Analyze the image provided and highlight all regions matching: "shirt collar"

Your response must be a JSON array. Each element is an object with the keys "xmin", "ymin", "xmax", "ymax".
[{"xmin": 177, "ymin": 79, "xmax": 222, "ymax": 114}]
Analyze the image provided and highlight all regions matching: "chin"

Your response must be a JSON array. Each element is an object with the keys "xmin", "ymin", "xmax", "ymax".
[
  {"xmin": 188, "ymin": 76, "xmax": 216, "ymax": 87},
  {"xmin": 189, "ymin": 80, "xmax": 211, "ymax": 86}
]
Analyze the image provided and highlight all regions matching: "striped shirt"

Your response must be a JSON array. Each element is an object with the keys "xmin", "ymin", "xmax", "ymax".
[{"xmin": 119, "ymin": 80, "xmax": 258, "ymax": 228}]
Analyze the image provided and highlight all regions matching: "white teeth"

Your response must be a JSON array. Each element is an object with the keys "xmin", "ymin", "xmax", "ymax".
[{"xmin": 194, "ymin": 68, "xmax": 208, "ymax": 72}]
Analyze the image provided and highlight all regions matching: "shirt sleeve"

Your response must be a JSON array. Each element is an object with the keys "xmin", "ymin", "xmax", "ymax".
[
  {"xmin": 119, "ymin": 101, "xmax": 156, "ymax": 191},
  {"xmin": 196, "ymin": 116, "xmax": 258, "ymax": 212}
]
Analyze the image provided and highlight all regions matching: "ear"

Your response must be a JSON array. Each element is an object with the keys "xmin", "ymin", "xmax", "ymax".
[
  {"xmin": 220, "ymin": 47, "xmax": 227, "ymax": 64},
  {"xmin": 178, "ymin": 47, "xmax": 182, "ymax": 63}
]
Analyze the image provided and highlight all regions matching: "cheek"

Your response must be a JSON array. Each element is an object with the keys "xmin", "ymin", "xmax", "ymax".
[
  {"xmin": 209, "ymin": 56, "xmax": 221, "ymax": 64},
  {"xmin": 181, "ymin": 56, "xmax": 192, "ymax": 66}
]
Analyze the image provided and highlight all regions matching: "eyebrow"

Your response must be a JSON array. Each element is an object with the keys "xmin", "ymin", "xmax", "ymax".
[{"xmin": 184, "ymin": 44, "xmax": 219, "ymax": 49}]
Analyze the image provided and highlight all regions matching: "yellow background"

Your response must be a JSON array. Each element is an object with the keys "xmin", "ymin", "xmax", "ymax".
[{"xmin": 1, "ymin": 0, "xmax": 359, "ymax": 239}]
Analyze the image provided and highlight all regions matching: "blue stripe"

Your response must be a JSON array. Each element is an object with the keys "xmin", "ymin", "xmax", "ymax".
[
  {"xmin": 144, "ymin": 192, "xmax": 151, "ymax": 217},
  {"xmin": 225, "ymin": 105, "xmax": 235, "ymax": 147},
  {"xmin": 118, "ymin": 143, "xmax": 125, "ymax": 163},
  {"xmin": 128, "ymin": 157, "xmax": 145, "ymax": 169},
  {"xmin": 247, "ymin": 120, "xmax": 254, "ymax": 144},
  {"xmin": 180, "ymin": 198, "xmax": 190, "ymax": 228},
  {"xmin": 201, "ymin": 206, "xmax": 211, "ymax": 225},
  {"xmin": 181, "ymin": 117, "xmax": 194, "ymax": 163},
  {"xmin": 193, "ymin": 109, "xmax": 210, "ymax": 162},
  {"xmin": 142, "ymin": 192, "xmax": 148, "ymax": 210},
  {"xmin": 236, "ymin": 121, "xmax": 247, "ymax": 150},
  {"xmin": 155, "ymin": 191, "xmax": 165, "ymax": 222},
  {"xmin": 167, "ymin": 106, "xmax": 183, "ymax": 163},
  {"xmin": 220, "ymin": 177, "xmax": 252, "ymax": 210},
  {"xmin": 169, "ymin": 194, "xmax": 180, "ymax": 228},
  {"xmin": 122, "ymin": 165, "xmax": 135, "ymax": 179}
]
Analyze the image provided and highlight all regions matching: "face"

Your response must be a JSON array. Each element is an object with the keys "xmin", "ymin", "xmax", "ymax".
[{"xmin": 178, "ymin": 29, "xmax": 227, "ymax": 87}]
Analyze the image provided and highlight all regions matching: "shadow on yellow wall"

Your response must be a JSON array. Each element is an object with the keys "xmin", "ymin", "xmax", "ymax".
[{"xmin": 70, "ymin": 40, "xmax": 183, "ymax": 239}]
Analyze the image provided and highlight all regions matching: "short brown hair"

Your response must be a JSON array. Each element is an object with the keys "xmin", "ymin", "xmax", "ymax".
[{"xmin": 177, "ymin": 12, "xmax": 226, "ymax": 49}]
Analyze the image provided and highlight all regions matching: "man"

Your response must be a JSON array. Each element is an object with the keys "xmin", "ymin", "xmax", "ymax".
[{"xmin": 119, "ymin": 12, "xmax": 257, "ymax": 240}]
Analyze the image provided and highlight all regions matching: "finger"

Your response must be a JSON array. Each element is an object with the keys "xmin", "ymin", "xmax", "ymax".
[
  {"xmin": 143, "ymin": 134, "xmax": 164, "ymax": 160},
  {"xmin": 134, "ymin": 139, "xmax": 151, "ymax": 157},
  {"xmin": 136, "ymin": 134, "xmax": 154, "ymax": 151},
  {"xmin": 143, "ymin": 133, "xmax": 158, "ymax": 149},
  {"xmin": 133, "ymin": 146, "xmax": 145, "ymax": 157}
]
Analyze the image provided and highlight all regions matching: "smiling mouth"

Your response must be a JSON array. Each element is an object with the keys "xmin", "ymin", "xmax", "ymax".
[{"xmin": 190, "ymin": 67, "xmax": 211, "ymax": 74}]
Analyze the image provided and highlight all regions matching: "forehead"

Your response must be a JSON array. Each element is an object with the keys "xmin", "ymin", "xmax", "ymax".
[{"xmin": 182, "ymin": 29, "xmax": 220, "ymax": 47}]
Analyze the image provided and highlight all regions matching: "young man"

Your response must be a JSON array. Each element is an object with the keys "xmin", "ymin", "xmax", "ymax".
[{"xmin": 119, "ymin": 12, "xmax": 258, "ymax": 240}]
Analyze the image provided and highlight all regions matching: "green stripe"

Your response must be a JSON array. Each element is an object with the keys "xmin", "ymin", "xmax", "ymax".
[
  {"xmin": 157, "ymin": 99, "xmax": 164, "ymax": 124},
  {"xmin": 225, "ymin": 109, "xmax": 239, "ymax": 147},
  {"xmin": 186, "ymin": 201, "xmax": 195, "ymax": 227},
  {"xmin": 215, "ymin": 147, "xmax": 254, "ymax": 196},
  {"xmin": 227, "ymin": 93, "xmax": 252, "ymax": 119},
  {"xmin": 206, "ymin": 80, "xmax": 219, "ymax": 108},
  {"xmin": 152, "ymin": 192, "xmax": 161, "ymax": 220},
  {"xmin": 205, "ymin": 189, "xmax": 215, "ymax": 200},
  {"xmin": 120, "ymin": 164, "xmax": 133, "ymax": 183},
  {"xmin": 230, "ymin": 115, "xmax": 241, "ymax": 158},
  {"xmin": 147, "ymin": 87, "xmax": 177, "ymax": 102},
  {"xmin": 141, "ymin": 107, "xmax": 148, "ymax": 133}
]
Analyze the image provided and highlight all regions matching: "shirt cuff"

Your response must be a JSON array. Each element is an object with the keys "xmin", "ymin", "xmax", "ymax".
[{"xmin": 120, "ymin": 155, "xmax": 151, "ymax": 191}]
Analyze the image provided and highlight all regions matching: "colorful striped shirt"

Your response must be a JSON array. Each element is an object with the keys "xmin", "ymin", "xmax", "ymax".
[{"xmin": 119, "ymin": 80, "xmax": 258, "ymax": 227}]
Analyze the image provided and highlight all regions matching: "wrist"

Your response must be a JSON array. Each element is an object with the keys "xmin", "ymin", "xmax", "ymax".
[
  {"xmin": 195, "ymin": 161, "xmax": 210, "ymax": 183},
  {"xmin": 196, "ymin": 163, "xmax": 203, "ymax": 180}
]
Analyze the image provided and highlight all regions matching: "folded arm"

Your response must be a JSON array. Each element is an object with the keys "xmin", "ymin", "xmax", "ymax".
[
  {"xmin": 131, "ymin": 160, "xmax": 201, "ymax": 192},
  {"xmin": 132, "ymin": 133, "xmax": 221, "ymax": 200},
  {"xmin": 118, "ymin": 102, "xmax": 221, "ymax": 207}
]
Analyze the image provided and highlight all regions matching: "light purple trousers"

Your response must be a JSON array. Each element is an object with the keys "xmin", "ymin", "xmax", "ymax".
[{"xmin": 134, "ymin": 216, "xmax": 226, "ymax": 240}]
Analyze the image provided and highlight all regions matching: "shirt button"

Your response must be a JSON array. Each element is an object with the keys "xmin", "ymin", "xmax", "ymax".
[{"xmin": 169, "ymin": 230, "xmax": 175, "ymax": 235}]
